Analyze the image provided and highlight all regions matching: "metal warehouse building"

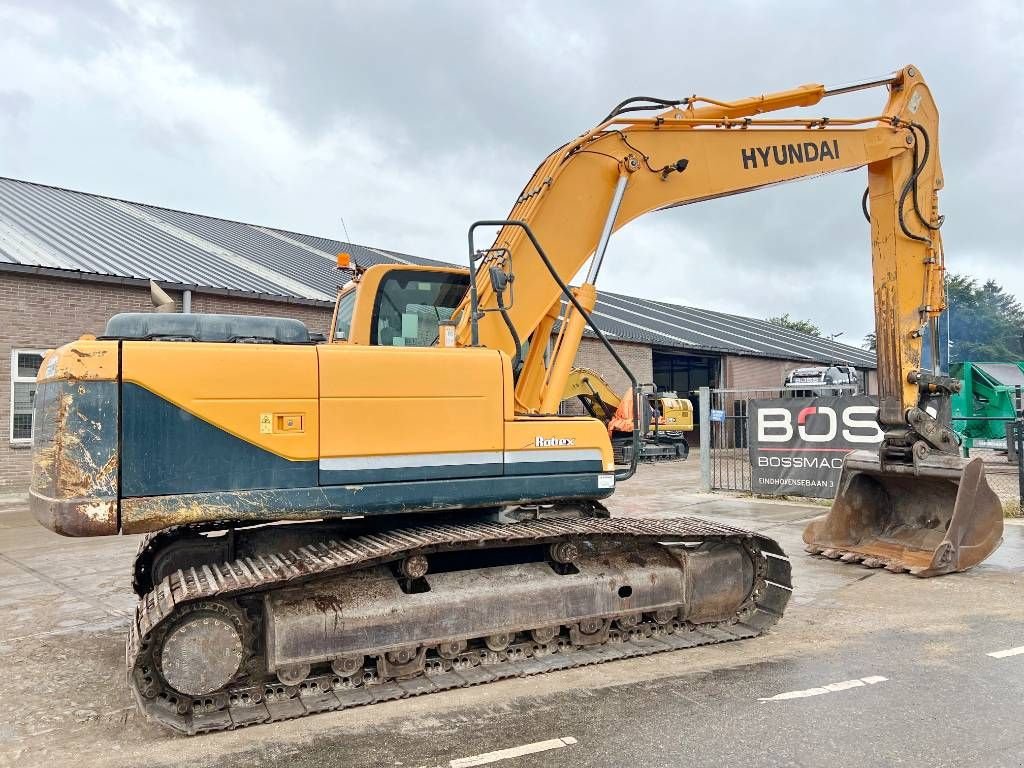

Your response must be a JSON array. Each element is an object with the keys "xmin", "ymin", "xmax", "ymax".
[{"xmin": 0, "ymin": 177, "xmax": 876, "ymax": 491}]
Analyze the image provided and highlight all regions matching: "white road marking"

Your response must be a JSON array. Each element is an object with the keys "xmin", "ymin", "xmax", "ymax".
[
  {"xmin": 449, "ymin": 736, "xmax": 578, "ymax": 767},
  {"xmin": 987, "ymin": 646, "xmax": 1024, "ymax": 659},
  {"xmin": 758, "ymin": 676, "xmax": 888, "ymax": 701}
]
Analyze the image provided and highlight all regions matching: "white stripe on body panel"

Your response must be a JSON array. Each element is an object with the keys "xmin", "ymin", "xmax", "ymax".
[
  {"xmin": 319, "ymin": 448, "xmax": 603, "ymax": 472},
  {"xmin": 504, "ymin": 449, "xmax": 604, "ymax": 464},
  {"xmin": 320, "ymin": 451, "xmax": 502, "ymax": 472}
]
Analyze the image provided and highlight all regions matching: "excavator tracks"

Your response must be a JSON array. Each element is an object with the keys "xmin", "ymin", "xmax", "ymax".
[{"xmin": 128, "ymin": 517, "xmax": 792, "ymax": 735}]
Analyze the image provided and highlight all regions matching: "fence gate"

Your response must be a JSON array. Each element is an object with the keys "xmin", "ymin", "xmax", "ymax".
[
  {"xmin": 697, "ymin": 385, "xmax": 857, "ymax": 494},
  {"xmin": 698, "ymin": 385, "xmax": 1024, "ymax": 514}
]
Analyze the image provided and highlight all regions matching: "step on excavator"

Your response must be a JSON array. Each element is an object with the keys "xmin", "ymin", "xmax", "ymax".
[
  {"xmin": 29, "ymin": 65, "xmax": 1001, "ymax": 734},
  {"xmin": 563, "ymin": 366, "xmax": 693, "ymax": 462}
]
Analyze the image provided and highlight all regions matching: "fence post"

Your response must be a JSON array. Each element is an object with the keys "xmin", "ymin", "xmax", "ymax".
[
  {"xmin": 1016, "ymin": 386, "xmax": 1023, "ymax": 512},
  {"xmin": 699, "ymin": 386, "xmax": 711, "ymax": 492}
]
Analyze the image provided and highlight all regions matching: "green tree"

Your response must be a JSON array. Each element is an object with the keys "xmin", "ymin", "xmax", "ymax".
[
  {"xmin": 863, "ymin": 332, "xmax": 876, "ymax": 351},
  {"xmin": 946, "ymin": 273, "xmax": 1024, "ymax": 362},
  {"xmin": 768, "ymin": 313, "xmax": 821, "ymax": 336}
]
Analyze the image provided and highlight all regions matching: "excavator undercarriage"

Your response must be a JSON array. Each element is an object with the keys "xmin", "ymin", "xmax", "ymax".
[{"xmin": 128, "ymin": 514, "xmax": 790, "ymax": 734}]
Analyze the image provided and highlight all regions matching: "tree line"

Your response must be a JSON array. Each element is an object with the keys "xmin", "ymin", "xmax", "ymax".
[{"xmin": 768, "ymin": 274, "xmax": 1023, "ymax": 363}]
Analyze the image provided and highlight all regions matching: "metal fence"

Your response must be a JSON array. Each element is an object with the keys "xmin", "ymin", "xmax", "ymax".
[
  {"xmin": 959, "ymin": 415, "xmax": 1024, "ymax": 514},
  {"xmin": 698, "ymin": 385, "xmax": 1024, "ymax": 514},
  {"xmin": 698, "ymin": 385, "xmax": 858, "ymax": 493}
]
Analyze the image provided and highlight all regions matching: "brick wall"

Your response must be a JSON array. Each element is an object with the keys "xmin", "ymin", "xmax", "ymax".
[
  {"xmin": 725, "ymin": 355, "xmax": 875, "ymax": 394},
  {"xmin": 0, "ymin": 271, "xmax": 332, "ymax": 492},
  {"xmin": 574, "ymin": 337, "xmax": 653, "ymax": 393},
  {"xmin": 561, "ymin": 337, "xmax": 654, "ymax": 416},
  {"xmin": 725, "ymin": 356, "xmax": 813, "ymax": 391},
  {"xmin": 188, "ymin": 293, "xmax": 331, "ymax": 336}
]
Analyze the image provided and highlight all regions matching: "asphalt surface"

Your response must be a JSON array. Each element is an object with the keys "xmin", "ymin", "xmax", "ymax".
[{"xmin": 1, "ymin": 461, "xmax": 1022, "ymax": 768}]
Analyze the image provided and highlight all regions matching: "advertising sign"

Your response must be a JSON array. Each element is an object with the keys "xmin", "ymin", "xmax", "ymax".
[{"xmin": 748, "ymin": 395, "xmax": 881, "ymax": 498}]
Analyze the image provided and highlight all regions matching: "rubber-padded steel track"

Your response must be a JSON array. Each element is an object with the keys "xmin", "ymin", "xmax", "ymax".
[{"xmin": 128, "ymin": 517, "xmax": 792, "ymax": 734}]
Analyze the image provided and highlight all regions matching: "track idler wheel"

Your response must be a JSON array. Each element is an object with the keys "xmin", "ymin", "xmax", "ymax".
[
  {"xmin": 485, "ymin": 633, "xmax": 513, "ymax": 652},
  {"xmin": 436, "ymin": 640, "xmax": 466, "ymax": 659},
  {"xmin": 615, "ymin": 613, "xmax": 642, "ymax": 630},
  {"xmin": 155, "ymin": 601, "xmax": 246, "ymax": 697},
  {"xmin": 570, "ymin": 618, "xmax": 610, "ymax": 646}
]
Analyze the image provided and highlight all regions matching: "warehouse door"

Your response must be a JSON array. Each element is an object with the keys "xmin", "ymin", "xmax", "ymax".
[{"xmin": 652, "ymin": 351, "xmax": 721, "ymax": 447}]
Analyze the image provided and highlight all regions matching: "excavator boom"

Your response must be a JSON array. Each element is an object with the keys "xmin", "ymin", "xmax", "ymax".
[{"xmin": 460, "ymin": 64, "xmax": 1001, "ymax": 576}]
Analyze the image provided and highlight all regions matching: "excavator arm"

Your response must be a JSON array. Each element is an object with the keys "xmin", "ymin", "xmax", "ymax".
[
  {"xmin": 458, "ymin": 64, "xmax": 1001, "ymax": 575},
  {"xmin": 459, "ymin": 65, "xmax": 939, "ymax": 421},
  {"xmin": 563, "ymin": 367, "xmax": 622, "ymax": 421}
]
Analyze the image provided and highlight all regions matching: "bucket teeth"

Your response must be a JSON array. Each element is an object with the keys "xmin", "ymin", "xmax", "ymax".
[{"xmin": 803, "ymin": 450, "xmax": 1004, "ymax": 577}]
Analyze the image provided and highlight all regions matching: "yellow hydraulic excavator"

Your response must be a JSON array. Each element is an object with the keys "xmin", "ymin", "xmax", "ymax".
[
  {"xmin": 563, "ymin": 366, "xmax": 693, "ymax": 461},
  {"xmin": 29, "ymin": 65, "xmax": 1000, "ymax": 734}
]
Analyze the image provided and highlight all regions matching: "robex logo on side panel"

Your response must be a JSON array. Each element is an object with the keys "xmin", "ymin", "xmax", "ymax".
[{"xmin": 535, "ymin": 437, "xmax": 575, "ymax": 447}]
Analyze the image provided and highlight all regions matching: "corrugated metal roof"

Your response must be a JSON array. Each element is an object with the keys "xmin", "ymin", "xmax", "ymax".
[
  {"xmin": 0, "ymin": 176, "xmax": 875, "ymax": 368},
  {"xmin": 0, "ymin": 176, "xmax": 446, "ymax": 301},
  {"xmin": 593, "ymin": 291, "xmax": 877, "ymax": 367}
]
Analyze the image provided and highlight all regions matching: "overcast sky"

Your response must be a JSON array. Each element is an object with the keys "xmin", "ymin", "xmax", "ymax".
[{"xmin": 1, "ymin": 0, "xmax": 1020, "ymax": 345}]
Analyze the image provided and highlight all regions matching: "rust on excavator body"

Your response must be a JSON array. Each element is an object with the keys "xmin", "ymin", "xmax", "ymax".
[{"xmin": 29, "ymin": 343, "xmax": 120, "ymax": 537}]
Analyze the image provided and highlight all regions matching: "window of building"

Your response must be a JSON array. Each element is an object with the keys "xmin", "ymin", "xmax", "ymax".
[{"xmin": 10, "ymin": 350, "xmax": 45, "ymax": 443}]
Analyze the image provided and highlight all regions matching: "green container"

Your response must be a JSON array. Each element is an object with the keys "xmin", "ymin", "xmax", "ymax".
[{"xmin": 951, "ymin": 362, "xmax": 1024, "ymax": 449}]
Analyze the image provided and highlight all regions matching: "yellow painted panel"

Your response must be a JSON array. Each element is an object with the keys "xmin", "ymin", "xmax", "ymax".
[
  {"xmin": 319, "ymin": 345, "xmax": 505, "ymax": 457},
  {"xmin": 39, "ymin": 341, "xmax": 119, "ymax": 383},
  {"xmin": 122, "ymin": 342, "xmax": 319, "ymax": 460},
  {"xmin": 504, "ymin": 417, "xmax": 614, "ymax": 471}
]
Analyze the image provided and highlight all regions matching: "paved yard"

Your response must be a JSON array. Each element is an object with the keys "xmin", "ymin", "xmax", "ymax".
[{"xmin": 0, "ymin": 462, "xmax": 1021, "ymax": 767}]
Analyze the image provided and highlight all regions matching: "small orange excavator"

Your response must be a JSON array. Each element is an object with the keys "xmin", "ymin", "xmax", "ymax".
[{"xmin": 563, "ymin": 367, "xmax": 692, "ymax": 461}]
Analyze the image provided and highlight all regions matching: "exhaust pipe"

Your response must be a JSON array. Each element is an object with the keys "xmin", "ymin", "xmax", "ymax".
[
  {"xmin": 149, "ymin": 280, "xmax": 176, "ymax": 313},
  {"xmin": 803, "ymin": 449, "xmax": 1003, "ymax": 577}
]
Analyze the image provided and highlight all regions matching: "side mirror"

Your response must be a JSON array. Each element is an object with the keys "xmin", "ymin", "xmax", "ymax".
[{"xmin": 488, "ymin": 266, "xmax": 508, "ymax": 293}]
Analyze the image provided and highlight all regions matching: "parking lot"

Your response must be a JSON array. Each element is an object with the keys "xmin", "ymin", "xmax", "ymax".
[{"xmin": 1, "ymin": 461, "xmax": 1022, "ymax": 768}]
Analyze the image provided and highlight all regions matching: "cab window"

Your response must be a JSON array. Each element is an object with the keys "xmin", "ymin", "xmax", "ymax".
[
  {"xmin": 334, "ymin": 290, "xmax": 357, "ymax": 341},
  {"xmin": 371, "ymin": 271, "xmax": 468, "ymax": 347}
]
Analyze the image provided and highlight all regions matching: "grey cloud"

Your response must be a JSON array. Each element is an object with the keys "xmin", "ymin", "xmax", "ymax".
[
  {"xmin": 0, "ymin": 89, "xmax": 32, "ymax": 120},
  {"xmin": 0, "ymin": 0, "xmax": 1019, "ymax": 342}
]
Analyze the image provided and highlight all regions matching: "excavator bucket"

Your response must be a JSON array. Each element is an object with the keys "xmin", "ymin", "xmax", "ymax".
[{"xmin": 803, "ymin": 450, "xmax": 1004, "ymax": 577}]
